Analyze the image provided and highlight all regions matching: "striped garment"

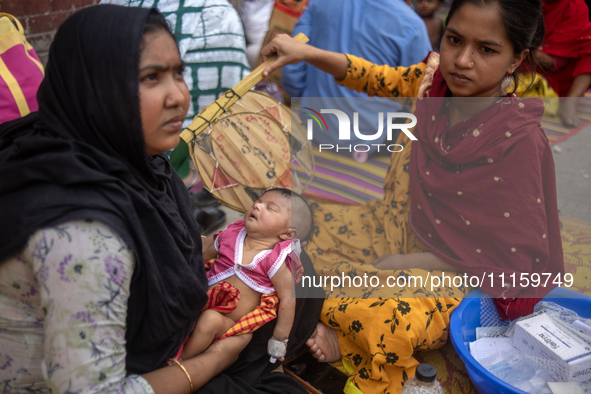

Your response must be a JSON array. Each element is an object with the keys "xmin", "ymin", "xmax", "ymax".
[
  {"xmin": 100, "ymin": 0, "xmax": 251, "ymax": 124},
  {"xmin": 203, "ymin": 280, "xmax": 279, "ymax": 341}
]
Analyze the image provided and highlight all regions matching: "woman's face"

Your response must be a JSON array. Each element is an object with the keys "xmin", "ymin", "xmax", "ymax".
[
  {"xmin": 439, "ymin": 3, "xmax": 528, "ymax": 97},
  {"xmin": 139, "ymin": 30, "xmax": 190, "ymax": 156}
]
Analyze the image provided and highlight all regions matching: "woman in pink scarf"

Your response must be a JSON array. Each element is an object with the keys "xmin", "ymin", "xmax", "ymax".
[{"xmin": 259, "ymin": 0, "xmax": 565, "ymax": 392}]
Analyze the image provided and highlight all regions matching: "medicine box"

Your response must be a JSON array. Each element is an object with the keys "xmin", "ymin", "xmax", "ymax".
[{"xmin": 512, "ymin": 313, "xmax": 591, "ymax": 383}]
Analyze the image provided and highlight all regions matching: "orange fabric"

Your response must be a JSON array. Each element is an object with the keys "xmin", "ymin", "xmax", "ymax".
[
  {"xmin": 204, "ymin": 259, "xmax": 214, "ymax": 270},
  {"xmin": 168, "ymin": 283, "xmax": 278, "ymax": 363},
  {"xmin": 217, "ymin": 292, "xmax": 279, "ymax": 340},
  {"xmin": 204, "ymin": 280, "xmax": 240, "ymax": 314},
  {"xmin": 203, "ymin": 281, "xmax": 280, "ymax": 340}
]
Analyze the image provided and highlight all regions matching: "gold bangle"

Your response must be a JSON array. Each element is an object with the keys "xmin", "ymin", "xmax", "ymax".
[{"xmin": 168, "ymin": 358, "xmax": 193, "ymax": 392}]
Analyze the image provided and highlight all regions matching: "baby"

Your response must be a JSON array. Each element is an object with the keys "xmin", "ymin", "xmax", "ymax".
[
  {"xmin": 416, "ymin": 0, "xmax": 445, "ymax": 51},
  {"xmin": 181, "ymin": 188, "xmax": 313, "ymax": 363}
]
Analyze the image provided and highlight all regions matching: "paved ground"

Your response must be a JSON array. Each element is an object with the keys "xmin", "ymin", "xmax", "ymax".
[
  {"xmin": 213, "ymin": 121, "xmax": 591, "ymax": 233},
  {"xmin": 552, "ymin": 123, "xmax": 591, "ymax": 222}
]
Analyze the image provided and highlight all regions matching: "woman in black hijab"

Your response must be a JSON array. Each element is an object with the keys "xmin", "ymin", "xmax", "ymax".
[{"xmin": 0, "ymin": 5, "xmax": 322, "ymax": 393}]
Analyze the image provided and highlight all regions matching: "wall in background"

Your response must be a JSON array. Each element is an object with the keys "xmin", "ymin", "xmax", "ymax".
[{"xmin": 0, "ymin": 0, "xmax": 99, "ymax": 65}]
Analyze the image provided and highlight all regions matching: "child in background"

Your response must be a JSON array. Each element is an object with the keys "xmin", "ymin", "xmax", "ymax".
[
  {"xmin": 181, "ymin": 189, "xmax": 313, "ymax": 363},
  {"xmin": 533, "ymin": 0, "xmax": 591, "ymax": 127},
  {"xmin": 416, "ymin": 0, "xmax": 445, "ymax": 51}
]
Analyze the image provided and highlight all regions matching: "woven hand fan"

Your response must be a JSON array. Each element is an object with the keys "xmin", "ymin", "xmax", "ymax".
[{"xmin": 180, "ymin": 34, "xmax": 314, "ymax": 212}]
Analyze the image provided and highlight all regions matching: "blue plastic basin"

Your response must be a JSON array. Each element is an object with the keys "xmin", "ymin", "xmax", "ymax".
[{"xmin": 449, "ymin": 287, "xmax": 591, "ymax": 394}]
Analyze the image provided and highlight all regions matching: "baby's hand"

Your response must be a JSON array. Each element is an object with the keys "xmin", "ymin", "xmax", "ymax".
[
  {"xmin": 204, "ymin": 259, "xmax": 215, "ymax": 270},
  {"xmin": 267, "ymin": 336, "xmax": 289, "ymax": 363}
]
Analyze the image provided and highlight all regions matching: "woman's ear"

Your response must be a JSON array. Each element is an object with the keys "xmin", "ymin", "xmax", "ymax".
[{"xmin": 508, "ymin": 49, "xmax": 530, "ymax": 75}]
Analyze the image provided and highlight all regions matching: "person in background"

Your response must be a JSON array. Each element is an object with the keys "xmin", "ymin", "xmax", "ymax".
[
  {"xmin": 239, "ymin": 0, "xmax": 286, "ymax": 102},
  {"xmin": 282, "ymin": 0, "xmax": 431, "ymax": 163},
  {"xmin": 240, "ymin": 0, "xmax": 275, "ymax": 70},
  {"xmin": 102, "ymin": 0, "xmax": 253, "ymax": 232},
  {"xmin": 0, "ymin": 5, "xmax": 322, "ymax": 393},
  {"xmin": 533, "ymin": 0, "xmax": 591, "ymax": 127},
  {"xmin": 416, "ymin": 0, "xmax": 445, "ymax": 51}
]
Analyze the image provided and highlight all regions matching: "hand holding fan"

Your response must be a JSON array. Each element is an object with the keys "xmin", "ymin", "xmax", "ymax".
[{"xmin": 180, "ymin": 33, "xmax": 314, "ymax": 212}]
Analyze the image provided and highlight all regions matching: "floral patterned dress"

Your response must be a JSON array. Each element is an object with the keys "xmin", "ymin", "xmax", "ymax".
[
  {"xmin": 0, "ymin": 220, "xmax": 154, "ymax": 393},
  {"xmin": 306, "ymin": 54, "xmax": 467, "ymax": 394}
]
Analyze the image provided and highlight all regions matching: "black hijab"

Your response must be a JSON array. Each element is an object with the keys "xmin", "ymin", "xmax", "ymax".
[{"xmin": 0, "ymin": 5, "xmax": 208, "ymax": 374}]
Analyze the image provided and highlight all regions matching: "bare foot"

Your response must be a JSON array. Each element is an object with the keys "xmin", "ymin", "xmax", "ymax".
[{"xmin": 305, "ymin": 322, "xmax": 342, "ymax": 363}]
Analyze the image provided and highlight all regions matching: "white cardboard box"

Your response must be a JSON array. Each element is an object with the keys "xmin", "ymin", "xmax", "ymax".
[
  {"xmin": 545, "ymin": 382, "xmax": 585, "ymax": 394},
  {"xmin": 512, "ymin": 313, "xmax": 591, "ymax": 383},
  {"xmin": 470, "ymin": 337, "xmax": 514, "ymax": 363}
]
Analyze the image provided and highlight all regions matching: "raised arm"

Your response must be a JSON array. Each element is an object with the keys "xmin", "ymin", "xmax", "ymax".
[
  {"xmin": 261, "ymin": 35, "xmax": 426, "ymax": 99},
  {"xmin": 336, "ymin": 54, "xmax": 426, "ymax": 99},
  {"xmin": 261, "ymin": 34, "xmax": 348, "ymax": 81}
]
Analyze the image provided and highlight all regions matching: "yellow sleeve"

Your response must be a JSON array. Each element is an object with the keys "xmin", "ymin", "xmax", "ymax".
[{"xmin": 336, "ymin": 54, "xmax": 426, "ymax": 99}]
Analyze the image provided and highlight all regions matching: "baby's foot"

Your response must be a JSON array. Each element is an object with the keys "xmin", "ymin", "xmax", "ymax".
[{"xmin": 305, "ymin": 322, "xmax": 342, "ymax": 363}]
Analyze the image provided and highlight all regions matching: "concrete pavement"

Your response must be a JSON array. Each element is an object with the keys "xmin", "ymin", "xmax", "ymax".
[{"xmin": 552, "ymin": 123, "xmax": 591, "ymax": 222}]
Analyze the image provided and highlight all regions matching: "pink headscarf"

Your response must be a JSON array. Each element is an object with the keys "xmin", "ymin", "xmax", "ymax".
[{"xmin": 408, "ymin": 66, "xmax": 564, "ymax": 319}]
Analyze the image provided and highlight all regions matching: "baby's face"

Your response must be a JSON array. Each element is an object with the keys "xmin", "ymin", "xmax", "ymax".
[{"xmin": 244, "ymin": 192, "xmax": 291, "ymax": 238}]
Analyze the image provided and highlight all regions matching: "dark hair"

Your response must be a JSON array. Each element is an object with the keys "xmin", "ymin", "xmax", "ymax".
[
  {"xmin": 140, "ymin": 9, "xmax": 177, "ymax": 51},
  {"xmin": 445, "ymin": 0, "xmax": 545, "ymax": 93},
  {"xmin": 263, "ymin": 188, "xmax": 314, "ymax": 243}
]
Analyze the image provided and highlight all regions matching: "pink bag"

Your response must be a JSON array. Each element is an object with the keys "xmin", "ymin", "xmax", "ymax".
[{"xmin": 0, "ymin": 13, "xmax": 44, "ymax": 124}]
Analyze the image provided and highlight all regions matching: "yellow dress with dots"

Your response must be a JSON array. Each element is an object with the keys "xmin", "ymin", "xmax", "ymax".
[{"xmin": 306, "ymin": 53, "xmax": 468, "ymax": 394}]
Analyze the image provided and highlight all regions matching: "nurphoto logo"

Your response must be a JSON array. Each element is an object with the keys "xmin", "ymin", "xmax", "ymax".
[{"xmin": 303, "ymin": 108, "xmax": 417, "ymax": 153}]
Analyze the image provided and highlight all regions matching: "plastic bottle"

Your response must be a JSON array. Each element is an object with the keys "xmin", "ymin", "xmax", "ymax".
[{"xmin": 400, "ymin": 363, "xmax": 444, "ymax": 394}]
